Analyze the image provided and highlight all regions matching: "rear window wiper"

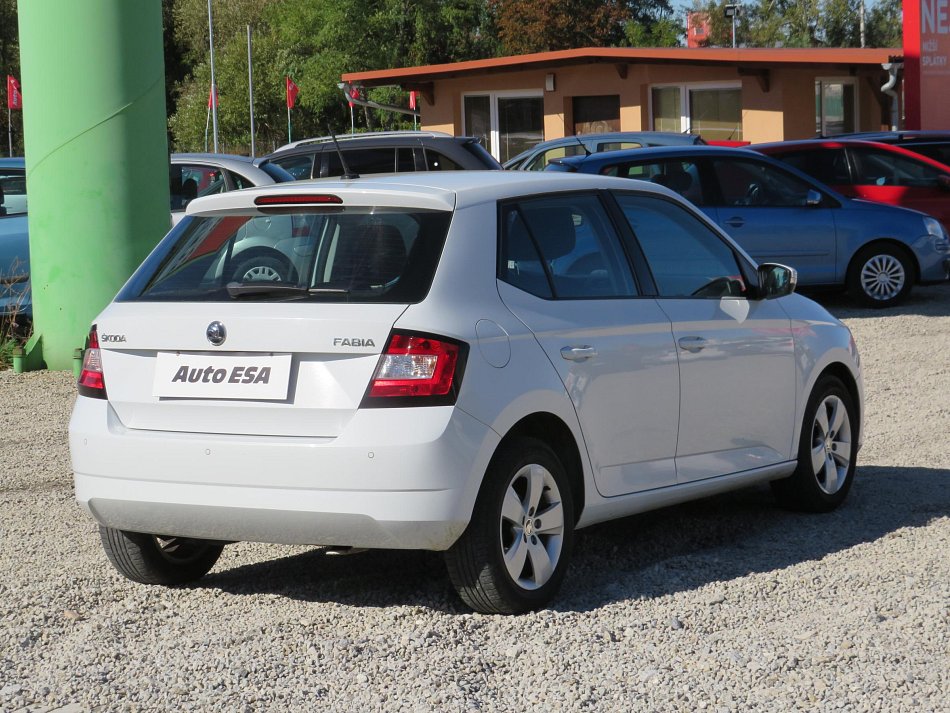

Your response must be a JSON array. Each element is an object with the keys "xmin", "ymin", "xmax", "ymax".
[{"xmin": 226, "ymin": 282, "xmax": 350, "ymax": 298}]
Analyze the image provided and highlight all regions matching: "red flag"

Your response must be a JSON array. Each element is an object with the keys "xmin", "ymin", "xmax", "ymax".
[
  {"xmin": 7, "ymin": 75, "xmax": 22, "ymax": 110},
  {"xmin": 286, "ymin": 77, "xmax": 299, "ymax": 109},
  {"xmin": 409, "ymin": 90, "xmax": 417, "ymax": 110},
  {"xmin": 207, "ymin": 86, "xmax": 218, "ymax": 108}
]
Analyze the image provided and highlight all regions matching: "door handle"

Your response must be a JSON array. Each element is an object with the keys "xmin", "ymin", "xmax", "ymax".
[
  {"xmin": 678, "ymin": 336, "xmax": 707, "ymax": 353},
  {"xmin": 724, "ymin": 217, "xmax": 745, "ymax": 228},
  {"xmin": 560, "ymin": 346, "xmax": 598, "ymax": 361}
]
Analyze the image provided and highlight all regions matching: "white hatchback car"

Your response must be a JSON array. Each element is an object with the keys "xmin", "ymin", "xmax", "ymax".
[{"xmin": 70, "ymin": 172, "xmax": 863, "ymax": 614}]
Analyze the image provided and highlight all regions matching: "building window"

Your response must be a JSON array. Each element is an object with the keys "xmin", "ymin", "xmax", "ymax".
[
  {"xmin": 816, "ymin": 79, "xmax": 857, "ymax": 136},
  {"xmin": 651, "ymin": 83, "xmax": 742, "ymax": 141},
  {"xmin": 572, "ymin": 95, "xmax": 621, "ymax": 134},
  {"xmin": 463, "ymin": 92, "xmax": 543, "ymax": 164}
]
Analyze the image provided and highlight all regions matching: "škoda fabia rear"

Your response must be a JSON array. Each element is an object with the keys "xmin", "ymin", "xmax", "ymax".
[{"xmin": 70, "ymin": 173, "xmax": 864, "ymax": 613}]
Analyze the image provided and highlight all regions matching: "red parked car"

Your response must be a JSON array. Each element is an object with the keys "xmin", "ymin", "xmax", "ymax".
[{"xmin": 752, "ymin": 139, "xmax": 950, "ymax": 229}]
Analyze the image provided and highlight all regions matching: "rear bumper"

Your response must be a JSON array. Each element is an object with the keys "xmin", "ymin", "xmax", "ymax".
[{"xmin": 70, "ymin": 397, "xmax": 500, "ymax": 550}]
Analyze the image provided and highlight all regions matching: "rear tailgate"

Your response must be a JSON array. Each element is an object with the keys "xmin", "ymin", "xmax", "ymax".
[{"xmin": 97, "ymin": 301, "xmax": 405, "ymax": 438}]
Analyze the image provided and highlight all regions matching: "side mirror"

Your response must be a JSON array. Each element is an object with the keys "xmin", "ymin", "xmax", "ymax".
[
  {"xmin": 757, "ymin": 263, "xmax": 797, "ymax": 299},
  {"xmin": 805, "ymin": 189, "xmax": 823, "ymax": 206}
]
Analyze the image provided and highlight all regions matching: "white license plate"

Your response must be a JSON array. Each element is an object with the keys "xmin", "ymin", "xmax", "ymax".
[{"xmin": 152, "ymin": 352, "xmax": 292, "ymax": 400}]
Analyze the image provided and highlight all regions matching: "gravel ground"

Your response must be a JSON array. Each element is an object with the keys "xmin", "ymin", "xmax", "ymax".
[{"xmin": 1, "ymin": 285, "xmax": 948, "ymax": 712}]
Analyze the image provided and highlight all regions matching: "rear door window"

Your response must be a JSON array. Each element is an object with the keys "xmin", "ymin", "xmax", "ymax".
[
  {"xmin": 499, "ymin": 193, "xmax": 638, "ymax": 299},
  {"xmin": 0, "ymin": 167, "xmax": 27, "ymax": 215},
  {"xmin": 524, "ymin": 144, "xmax": 588, "ymax": 171},
  {"xmin": 271, "ymin": 153, "xmax": 315, "ymax": 180},
  {"xmin": 423, "ymin": 150, "xmax": 461, "ymax": 171},
  {"xmin": 850, "ymin": 147, "xmax": 946, "ymax": 187},
  {"xmin": 775, "ymin": 149, "xmax": 851, "ymax": 185},
  {"xmin": 709, "ymin": 158, "xmax": 817, "ymax": 207},
  {"xmin": 326, "ymin": 148, "xmax": 397, "ymax": 176}
]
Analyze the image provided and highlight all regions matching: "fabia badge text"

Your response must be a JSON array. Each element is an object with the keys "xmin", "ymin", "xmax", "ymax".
[{"xmin": 333, "ymin": 337, "xmax": 375, "ymax": 347}]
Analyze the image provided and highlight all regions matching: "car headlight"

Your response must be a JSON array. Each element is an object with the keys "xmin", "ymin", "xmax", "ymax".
[{"xmin": 924, "ymin": 217, "xmax": 950, "ymax": 252}]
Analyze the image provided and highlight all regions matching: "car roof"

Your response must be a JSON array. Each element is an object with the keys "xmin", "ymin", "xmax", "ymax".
[
  {"xmin": 833, "ymin": 130, "xmax": 950, "ymax": 142},
  {"xmin": 751, "ymin": 139, "xmax": 950, "ymax": 170},
  {"xmin": 267, "ymin": 132, "xmax": 480, "ymax": 157},
  {"xmin": 504, "ymin": 132, "xmax": 703, "ymax": 167},
  {"xmin": 554, "ymin": 144, "xmax": 760, "ymax": 167},
  {"xmin": 273, "ymin": 130, "xmax": 455, "ymax": 152},
  {"xmin": 185, "ymin": 170, "xmax": 679, "ymax": 215}
]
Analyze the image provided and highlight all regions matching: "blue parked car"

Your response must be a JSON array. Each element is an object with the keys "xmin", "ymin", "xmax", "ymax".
[
  {"xmin": 547, "ymin": 145, "xmax": 950, "ymax": 306},
  {"xmin": 0, "ymin": 157, "xmax": 29, "ymax": 320}
]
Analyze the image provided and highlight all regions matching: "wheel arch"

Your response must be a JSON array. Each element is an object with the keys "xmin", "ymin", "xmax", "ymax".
[
  {"xmin": 846, "ymin": 239, "xmax": 920, "ymax": 285},
  {"xmin": 796, "ymin": 361, "xmax": 862, "ymax": 456},
  {"xmin": 229, "ymin": 246, "xmax": 297, "ymax": 281},
  {"xmin": 493, "ymin": 412, "xmax": 586, "ymax": 525}
]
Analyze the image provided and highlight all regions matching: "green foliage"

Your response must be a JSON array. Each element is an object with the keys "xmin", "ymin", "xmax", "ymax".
[
  {"xmin": 692, "ymin": 0, "xmax": 902, "ymax": 48},
  {"xmin": 625, "ymin": 16, "xmax": 683, "ymax": 48},
  {"xmin": 866, "ymin": 0, "xmax": 902, "ymax": 48},
  {"xmin": 490, "ymin": 0, "xmax": 677, "ymax": 53},
  {"xmin": 169, "ymin": 0, "xmax": 498, "ymax": 152}
]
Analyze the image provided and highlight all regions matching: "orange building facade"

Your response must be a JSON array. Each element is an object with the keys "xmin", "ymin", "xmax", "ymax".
[{"xmin": 342, "ymin": 47, "xmax": 903, "ymax": 164}]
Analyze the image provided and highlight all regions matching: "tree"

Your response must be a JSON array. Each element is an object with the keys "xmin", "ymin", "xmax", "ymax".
[
  {"xmin": 866, "ymin": 0, "xmax": 902, "ymax": 48},
  {"xmin": 624, "ymin": 15, "xmax": 683, "ymax": 48},
  {"xmin": 168, "ymin": 0, "xmax": 497, "ymax": 152},
  {"xmin": 490, "ymin": 0, "xmax": 634, "ymax": 54},
  {"xmin": 695, "ymin": 0, "xmax": 903, "ymax": 49}
]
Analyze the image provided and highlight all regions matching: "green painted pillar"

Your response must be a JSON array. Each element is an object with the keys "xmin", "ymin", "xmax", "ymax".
[{"xmin": 17, "ymin": 1, "xmax": 169, "ymax": 370}]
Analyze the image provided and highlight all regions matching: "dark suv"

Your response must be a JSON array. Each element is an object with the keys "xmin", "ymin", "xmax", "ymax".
[{"xmin": 265, "ymin": 131, "xmax": 502, "ymax": 179}]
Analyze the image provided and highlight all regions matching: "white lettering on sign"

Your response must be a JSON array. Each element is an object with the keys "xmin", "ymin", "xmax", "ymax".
[{"xmin": 923, "ymin": 0, "xmax": 950, "ymax": 34}]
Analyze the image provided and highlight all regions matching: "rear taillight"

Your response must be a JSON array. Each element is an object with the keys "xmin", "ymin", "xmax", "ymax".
[
  {"xmin": 362, "ymin": 332, "xmax": 467, "ymax": 407},
  {"xmin": 78, "ymin": 325, "xmax": 107, "ymax": 399}
]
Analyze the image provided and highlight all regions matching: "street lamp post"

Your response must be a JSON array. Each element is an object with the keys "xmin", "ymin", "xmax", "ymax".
[{"xmin": 724, "ymin": 4, "xmax": 738, "ymax": 49}]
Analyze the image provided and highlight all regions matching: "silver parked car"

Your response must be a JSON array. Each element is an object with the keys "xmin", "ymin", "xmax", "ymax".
[
  {"xmin": 503, "ymin": 131, "xmax": 707, "ymax": 171},
  {"xmin": 71, "ymin": 172, "xmax": 863, "ymax": 613},
  {"xmin": 170, "ymin": 153, "xmax": 294, "ymax": 225}
]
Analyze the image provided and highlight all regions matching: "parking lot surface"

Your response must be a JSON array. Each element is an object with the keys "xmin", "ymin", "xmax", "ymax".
[{"xmin": 1, "ymin": 285, "xmax": 948, "ymax": 712}]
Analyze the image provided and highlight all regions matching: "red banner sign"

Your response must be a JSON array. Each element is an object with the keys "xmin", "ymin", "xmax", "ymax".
[
  {"xmin": 286, "ymin": 77, "xmax": 299, "ymax": 109},
  {"xmin": 6, "ymin": 75, "xmax": 21, "ymax": 110}
]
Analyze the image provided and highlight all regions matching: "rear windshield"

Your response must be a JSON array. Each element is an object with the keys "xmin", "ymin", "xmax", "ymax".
[{"xmin": 119, "ymin": 208, "xmax": 452, "ymax": 304}]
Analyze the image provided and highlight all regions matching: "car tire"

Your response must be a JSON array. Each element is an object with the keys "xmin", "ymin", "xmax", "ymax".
[
  {"xmin": 846, "ymin": 244, "xmax": 913, "ymax": 307},
  {"xmin": 445, "ymin": 437, "xmax": 574, "ymax": 614},
  {"xmin": 99, "ymin": 526, "xmax": 224, "ymax": 585},
  {"xmin": 771, "ymin": 375, "xmax": 857, "ymax": 513},
  {"xmin": 230, "ymin": 254, "xmax": 292, "ymax": 283}
]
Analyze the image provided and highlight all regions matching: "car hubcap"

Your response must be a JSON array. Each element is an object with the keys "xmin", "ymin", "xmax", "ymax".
[
  {"xmin": 499, "ymin": 464, "xmax": 565, "ymax": 590},
  {"xmin": 810, "ymin": 395, "xmax": 852, "ymax": 495},
  {"xmin": 860, "ymin": 254, "xmax": 905, "ymax": 301},
  {"xmin": 240, "ymin": 265, "xmax": 282, "ymax": 282}
]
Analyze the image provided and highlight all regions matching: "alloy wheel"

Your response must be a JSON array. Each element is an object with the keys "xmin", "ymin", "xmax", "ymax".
[
  {"xmin": 499, "ymin": 463, "xmax": 565, "ymax": 590},
  {"xmin": 859, "ymin": 254, "xmax": 905, "ymax": 301},
  {"xmin": 809, "ymin": 394, "xmax": 852, "ymax": 495}
]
